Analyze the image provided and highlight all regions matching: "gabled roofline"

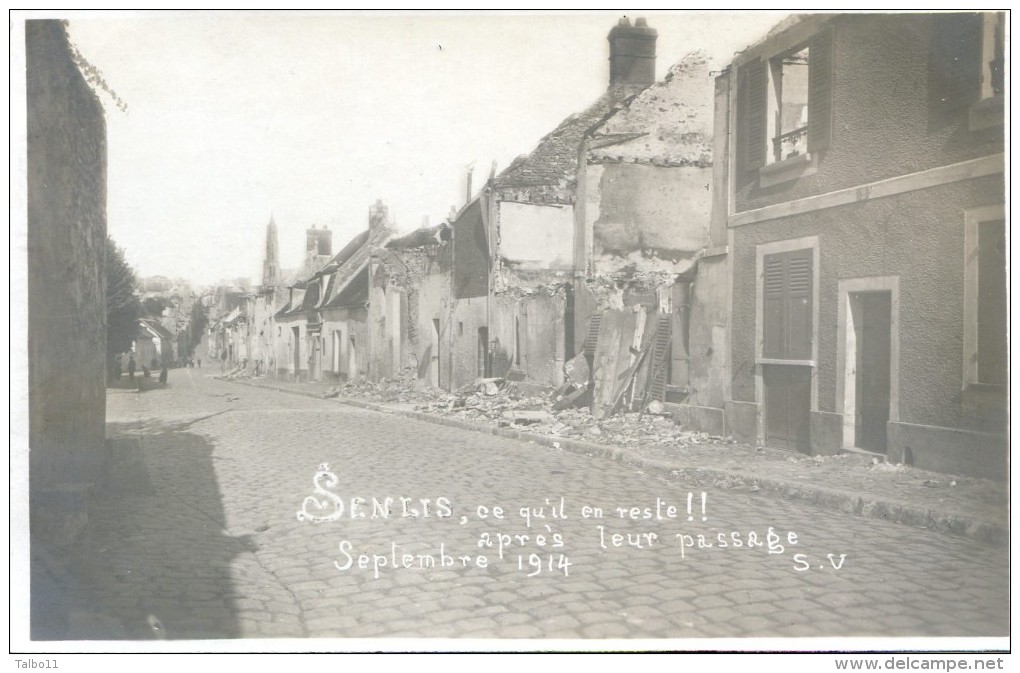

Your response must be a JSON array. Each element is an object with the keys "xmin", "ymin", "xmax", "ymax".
[{"xmin": 322, "ymin": 257, "xmax": 370, "ymax": 309}]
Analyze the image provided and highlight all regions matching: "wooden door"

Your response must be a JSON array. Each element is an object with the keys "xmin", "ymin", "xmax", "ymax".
[
  {"xmin": 763, "ymin": 364, "xmax": 811, "ymax": 452},
  {"xmin": 854, "ymin": 292, "xmax": 891, "ymax": 452}
]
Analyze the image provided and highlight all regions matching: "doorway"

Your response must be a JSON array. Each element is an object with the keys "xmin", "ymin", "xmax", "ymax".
[
  {"xmin": 478, "ymin": 327, "xmax": 490, "ymax": 378},
  {"xmin": 846, "ymin": 291, "xmax": 892, "ymax": 452},
  {"xmin": 310, "ymin": 333, "xmax": 322, "ymax": 382},
  {"xmin": 763, "ymin": 364, "xmax": 811, "ymax": 452},
  {"xmin": 292, "ymin": 326, "xmax": 301, "ymax": 375}
]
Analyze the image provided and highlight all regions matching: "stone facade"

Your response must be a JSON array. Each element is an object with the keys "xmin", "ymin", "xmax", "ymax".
[
  {"xmin": 27, "ymin": 20, "xmax": 108, "ymax": 541},
  {"xmin": 719, "ymin": 13, "xmax": 1006, "ymax": 478}
]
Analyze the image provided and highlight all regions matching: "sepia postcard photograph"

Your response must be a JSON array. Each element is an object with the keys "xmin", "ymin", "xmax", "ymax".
[{"xmin": 10, "ymin": 8, "xmax": 1011, "ymax": 663}]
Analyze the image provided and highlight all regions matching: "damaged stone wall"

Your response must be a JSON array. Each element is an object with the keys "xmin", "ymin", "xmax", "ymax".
[
  {"xmin": 586, "ymin": 163, "xmax": 711, "ymax": 274},
  {"xmin": 572, "ymin": 260, "xmax": 729, "ymax": 434},
  {"xmin": 411, "ymin": 244, "xmax": 453, "ymax": 389},
  {"xmin": 448, "ymin": 296, "xmax": 488, "ymax": 391},
  {"xmin": 496, "ymin": 200, "xmax": 574, "ymax": 270},
  {"xmin": 488, "ymin": 281, "xmax": 570, "ymax": 390},
  {"xmin": 322, "ymin": 307, "xmax": 368, "ymax": 382},
  {"xmin": 686, "ymin": 255, "xmax": 729, "ymax": 409},
  {"xmin": 566, "ymin": 50, "xmax": 725, "ymax": 430}
]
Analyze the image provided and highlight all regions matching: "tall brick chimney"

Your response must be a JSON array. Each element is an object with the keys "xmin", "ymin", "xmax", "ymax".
[
  {"xmin": 304, "ymin": 224, "xmax": 333, "ymax": 275},
  {"xmin": 608, "ymin": 16, "xmax": 657, "ymax": 100}
]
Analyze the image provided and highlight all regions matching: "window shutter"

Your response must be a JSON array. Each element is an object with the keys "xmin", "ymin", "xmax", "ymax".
[
  {"xmin": 807, "ymin": 28, "xmax": 834, "ymax": 153},
  {"xmin": 930, "ymin": 13, "xmax": 982, "ymax": 110},
  {"xmin": 763, "ymin": 250, "xmax": 813, "ymax": 360},
  {"xmin": 784, "ymin": 250, "xmax": 813, "ymax": 360},
  {"xmin": 762, "ymin": 254, "xmax": 785, "ymax": 358},
  {"xmin": 741, "ymin": 58, "xmax": 767, "ymax": 171}
]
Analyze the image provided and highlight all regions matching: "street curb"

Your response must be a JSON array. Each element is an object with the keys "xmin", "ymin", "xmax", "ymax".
[{"xmin": 223, "ymin": 377, "xmax": 1008, "ymax": 547}]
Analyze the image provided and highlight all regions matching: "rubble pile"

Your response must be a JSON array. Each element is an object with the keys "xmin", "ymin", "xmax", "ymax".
[
  {"xmin": 320, "ymin": 371, "xmax": 735, "ymax": 453},
  {"xmin": 323, "ymin": 369, "xmax": 446, "ymax": 405},
  {"xmin": 221, "ymin": 361, "xmax": 265, "ymax": 381}
]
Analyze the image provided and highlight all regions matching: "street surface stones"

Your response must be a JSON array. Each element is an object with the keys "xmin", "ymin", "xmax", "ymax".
[{"xmin": 62, "ymin": 368, "xmax": 1007, "ymax": 640}]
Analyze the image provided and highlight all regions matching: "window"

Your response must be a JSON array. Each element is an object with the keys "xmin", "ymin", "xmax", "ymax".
[
  {"xmin": 739, "ymin": 28, "xmax": 833, "ymax": 173},
  {"xmin": 931, "ymin": 12, "xmax": 1005, "ymax": 130},
  {"xmin": 762, "ymin": 249, "xmax": 813, "ymax": 361},
  {"xmin": 332, "ymin": 330, "xmax": 341, "ymax": 373},
  {"xmin": 981, "ymin": 12, "xmax": 1005, "ymax": 100},
  {"xmin": 769, "ymin": 46, "xmax": 810, "ymax": 163},
  {"xmin": 964, "ymin": 205, "xmax": 1006, "ymax": 387}
]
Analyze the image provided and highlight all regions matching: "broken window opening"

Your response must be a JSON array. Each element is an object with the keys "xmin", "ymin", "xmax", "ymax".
[{"xmin": 769, "ymin": 46, "xmax": 810, "ymax": 163}]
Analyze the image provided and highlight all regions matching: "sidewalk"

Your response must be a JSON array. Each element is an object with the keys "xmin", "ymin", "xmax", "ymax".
[{"xmin": 222, "ymin": 374, "xmax": 1008, "ymax": 546}]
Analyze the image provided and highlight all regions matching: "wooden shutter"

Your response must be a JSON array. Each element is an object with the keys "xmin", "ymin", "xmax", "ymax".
[
  {"xmin": 583, "ymin": 313, "xmax": 603, "ymax": 358},
  {"xmin": 740, "ymin": 58, "xmax": 767, "ymax": 171},
  {"xmin": 762, "ymin": 254, "xmax": 785, "ymax": 358},
  {"xmin": 785, "ymin": 250, "xmax": 813, "ymax": 359},
  {"xmin": 647, "ymin": 314, "xmax": 674, "ymax": 402},
  {"xmin": 930, "ymin": 13, "xmax": 982, "ymax": 110},
  {"xmin": 763, "ymin": 250, "xmax": 813, "ymax": 360},
  {"xmin": 807, "ymin": 28, "xmax": 834, "ymax": 153}
]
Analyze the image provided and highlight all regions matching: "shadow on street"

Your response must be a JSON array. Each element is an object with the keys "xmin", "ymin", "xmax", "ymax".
[{"xmin": 32, "ymin": 415, "xmax": 249, "ymax": 640}]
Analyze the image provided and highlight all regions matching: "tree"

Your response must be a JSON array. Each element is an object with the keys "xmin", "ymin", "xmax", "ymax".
[
  {"xmin": 142, "ymin": 296, "xmax": 169, "ymax": 317},
  {"xmin": 106, "ymin": 236, "xmax": 141, "ymax": 358},
  {"xmin": 186, "ymin": 299, "xmax": 208, "ymax": 354}
]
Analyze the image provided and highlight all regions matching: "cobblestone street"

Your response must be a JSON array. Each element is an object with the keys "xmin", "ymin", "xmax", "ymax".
[{"xmin": 50, "ymin": 368, "xmax": 1008, "ymax": 641}]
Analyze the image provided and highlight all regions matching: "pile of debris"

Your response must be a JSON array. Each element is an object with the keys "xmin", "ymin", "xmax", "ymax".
[
  {"xmin": 221, "ymin": 361, "xmax": 267, "ymax": 381},
  {"xmin": 317, "ymin": 369, "xmax": 732, "ymax": 453},
  {"xmin": 322, "ymin": 368, "xmax": 446, "ymax": 405},
  {"xmin": 411, "ymin": 377, "xmax": 556, "ymax": 427}
]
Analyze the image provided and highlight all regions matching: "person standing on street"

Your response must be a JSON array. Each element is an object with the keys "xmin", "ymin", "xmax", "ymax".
[{"xmin": 128, "ymin": 356, "xmax": 136, "ymax": 379}]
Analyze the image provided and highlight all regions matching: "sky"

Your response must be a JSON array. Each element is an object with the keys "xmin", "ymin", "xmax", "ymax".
[{"xmin": 52, "ymin": 10, "xmax": 788, "ymax": 287}]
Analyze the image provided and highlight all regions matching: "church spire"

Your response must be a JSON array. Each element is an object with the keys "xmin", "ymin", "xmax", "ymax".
[{"xmin": 262, "ymin": 215, "xmax": 280, "ymax": 288}]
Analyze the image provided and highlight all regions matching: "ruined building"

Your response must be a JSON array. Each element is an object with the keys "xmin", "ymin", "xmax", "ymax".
[
  {"xmin": 469, "ymin": 17, "xmax": 663, "ymax": 393},
  {"xmin": 573, "ymin": 48, "xmax": 725, "ymax": 428},
  {"xmin": 367, "ymin": 221, "xmax": 453, "ymax": 383}
]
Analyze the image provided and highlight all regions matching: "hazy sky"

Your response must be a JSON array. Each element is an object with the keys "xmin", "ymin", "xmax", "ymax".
[{"xmin": 55, "ymin": 11, "xmax": 787, "ymax": 286}]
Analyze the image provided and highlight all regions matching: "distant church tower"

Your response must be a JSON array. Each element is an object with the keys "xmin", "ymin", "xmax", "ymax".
[{"xmin": 262, "ymin": 215, "xmax": 280, "ymax": 288}]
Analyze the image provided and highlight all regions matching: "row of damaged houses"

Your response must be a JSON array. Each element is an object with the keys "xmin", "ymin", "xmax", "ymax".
[{"xmin": 221, "ymin": 13, "xmax": 1006, "ymax": 481}]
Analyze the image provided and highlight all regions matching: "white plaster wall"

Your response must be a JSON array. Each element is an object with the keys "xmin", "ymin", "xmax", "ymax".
[{"xmin": 498, "ymin": 201, "xmax": 574, "ymax": 270}]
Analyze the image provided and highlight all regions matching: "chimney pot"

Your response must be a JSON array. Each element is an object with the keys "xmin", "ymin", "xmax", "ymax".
[{"xmin": 607, "ymin": 16, "xmax": 657, "ymax": 94}]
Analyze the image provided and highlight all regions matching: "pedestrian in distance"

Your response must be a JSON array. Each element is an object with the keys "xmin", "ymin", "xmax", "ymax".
[
  {"xmin": 159, "ymin": 364, "xmax": 168, "ymax": 386},
  {"xmin": 128, "ymin": 356, "xmax": 136, "ymax": 379}
]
